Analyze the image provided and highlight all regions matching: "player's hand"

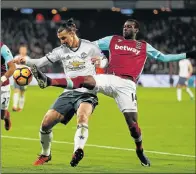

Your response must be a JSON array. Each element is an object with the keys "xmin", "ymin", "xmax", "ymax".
[
  {"xmin": 187, "ymin": 73, "xmax": 192, "ymax": 79},
  {"xmin": 1, "ymin": 75, "xmax": 8, "ymax": 86},
  {"xmin": 91, "ymin": 57, "xmax": 101, "ymax": 68},
  {"xmin": 13, "ymin": 56, "xmax": 26, "ymax": 64}
]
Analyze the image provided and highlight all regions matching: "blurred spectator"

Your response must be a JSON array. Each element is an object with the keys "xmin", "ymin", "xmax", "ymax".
[{"xmin": 2, "ymin": 10, "xmax": 196, "ymax": 74}]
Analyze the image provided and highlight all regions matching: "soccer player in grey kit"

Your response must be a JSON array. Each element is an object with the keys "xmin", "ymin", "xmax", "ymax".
[{"xmin": 14, "ymin": 19, "xmax": 107, "ymax": 167}]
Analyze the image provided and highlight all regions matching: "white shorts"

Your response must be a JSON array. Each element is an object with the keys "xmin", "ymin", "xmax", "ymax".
[
  {"xmin": 1, "ymin": 85, "xmax": 11, "ymax": 110},
  {"xmin": 93, "ymin": 74, "xmax": 137, "ymax": 113}
]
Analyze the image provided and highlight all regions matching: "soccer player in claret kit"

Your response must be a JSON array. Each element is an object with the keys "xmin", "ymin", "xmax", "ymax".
[
  {"xmin": 24, "ymin": 19, "xmax": 196, "ymax": 167},
  {"xmin": 1, "ymin": 42, "xmax": 16, "ymax": 131}
]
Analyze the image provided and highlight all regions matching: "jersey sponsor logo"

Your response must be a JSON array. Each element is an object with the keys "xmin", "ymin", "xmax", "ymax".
[
  {"xmin": 70, "ymin": 61, "xmax": 85, "ymax": 67},
  {"xmin": 66, "ymin": 56, "xmax": 86, "ymax": 71},
  {"xmin": 114, "ymin": 44, "xmax": 140, "ymax": 55}
]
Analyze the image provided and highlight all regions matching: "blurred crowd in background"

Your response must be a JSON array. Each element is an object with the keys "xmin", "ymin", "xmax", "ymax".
[{"xmin": 2, "ymin": 9, "xmax": 196, "ymax": 74}]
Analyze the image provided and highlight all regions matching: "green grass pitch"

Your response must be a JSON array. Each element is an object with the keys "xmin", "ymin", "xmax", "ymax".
[{"xmin": 1, "ymin": 86, "xmax": 195, "ymax": 173}]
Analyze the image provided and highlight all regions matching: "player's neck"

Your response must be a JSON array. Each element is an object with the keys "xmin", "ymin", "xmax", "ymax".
[{"xmin": 72, "ymin": 36, "xmax": 80, "ymax": 48}]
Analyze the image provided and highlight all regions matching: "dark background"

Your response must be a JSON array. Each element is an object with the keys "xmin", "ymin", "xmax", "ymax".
[{"xmin": 1, "ymin": 8, "xmax": 196, "ymax": 74}]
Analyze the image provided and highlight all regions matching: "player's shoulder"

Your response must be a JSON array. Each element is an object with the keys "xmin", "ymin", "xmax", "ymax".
[
  {"xmin": 179, "ymin": 59, "xmax": 190, "ymax": 64},
  {"xmin": 81, "ymin": 39, "xmax": 94, "ymax": 45},
  {"xmin": 1, "ymin": 43, "xmax": 8, "ymax": 50},
  {"xmin": 81, "ymin": 39, "xmax": 100, "ymax": 48},
  {"xmin": 1, "ymin": 44, "xmax": 12, "ymax": 56},
  {"xmin": 137, "ymin": 39, "xmax": 147, "ymax": 44},
  {"xmin": 52, "ymin": 45, "xmax": 63, "ymax": 52},
  {"xmin": 186, "ymin": 58, "xmax": 192, "ymax": 64},
  {"xmin": 112, "ymin": 35, "xmax": 123, "ymax": 39},
  {"xmin": 0, "ymin": 42, "xmax": 4, "ymax": 47}
]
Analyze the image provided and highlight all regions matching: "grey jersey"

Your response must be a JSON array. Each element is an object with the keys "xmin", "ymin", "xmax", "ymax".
[{"xmin": 26, "ymin": 39, "xmax": 103, "ymax": 94}]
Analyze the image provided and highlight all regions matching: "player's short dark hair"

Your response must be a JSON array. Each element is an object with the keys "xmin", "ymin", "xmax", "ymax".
[
  {"xmin": 126, "ymin": 19, "xmax": 140, "ymax": 30},
  {"xmin": 57, "ymin": 18, "xmax": 77, "ymax": 33},
  {"xmin": 19, "ymin": 44, "xmax": 28, "ymax": 48}
]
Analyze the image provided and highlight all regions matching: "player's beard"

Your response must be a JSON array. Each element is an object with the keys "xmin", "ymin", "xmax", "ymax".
[
  {"xmin": 123, "ymin": 30, "xmax": 136, "ymax": 40},
  {"xmin": 124, "ymin": 33, "xmax": 135, "ymax": 40}
]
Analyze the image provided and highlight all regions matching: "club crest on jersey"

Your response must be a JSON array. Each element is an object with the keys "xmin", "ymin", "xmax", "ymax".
[
  {"xmin": 115, "ymin": 44, "xmax": 140, "ymax": 55},
  {"xmin": 136, "ymin": 41, "xmax": 142, "ymax": 50},
  {"xmin": 81, "ymin": 52, "xmax": 87, "ymax": 59}
]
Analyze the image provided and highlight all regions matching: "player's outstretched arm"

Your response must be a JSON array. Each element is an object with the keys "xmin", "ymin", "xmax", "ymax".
[
  {"xmin": 146, "ymin": 43, "xmax": 196, "ymax": 62},
  {"xmin": 13, "ymin": 56, "xmax": 50, "ymax": 68},
  {"xmin": 13, "ymin": 48, "xmax": 60, "ymax": 68},
  {"xmin": 1, "ymin": 44, "xmax": 16, "ymax": 83}
]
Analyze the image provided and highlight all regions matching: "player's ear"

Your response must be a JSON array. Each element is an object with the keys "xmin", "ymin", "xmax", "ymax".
[{"xmin": 69, "ymin": 31, "xmax": 75, "ymax": 36}]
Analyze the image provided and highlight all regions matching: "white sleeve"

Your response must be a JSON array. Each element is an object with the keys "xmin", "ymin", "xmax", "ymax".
[
  {"xmin": 25, "ymin": 56, "xmax": 50, "ymax": 68},
  {"xmin": 45, "ymin": 48, "xmax": 61, "ymax": 63},
  {"xmin": 25, "ymin": 48, "xmax": 61, "ymax": 68}
]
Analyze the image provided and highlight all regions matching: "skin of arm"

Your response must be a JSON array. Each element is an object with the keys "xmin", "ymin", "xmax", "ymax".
[
  {"xmin": 1, "ymin": 44, "xmax": 16, "ymax": 82},
  {"xmin": 4, "ymin": 61, "xmax": 16, "ymax": 79},
  {"xmin": 188, "ymin": 61, "xmax": 193, "ymax": 79}
]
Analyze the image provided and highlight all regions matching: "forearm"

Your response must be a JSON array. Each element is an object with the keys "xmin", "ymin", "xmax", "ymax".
[
  {"xmin": 26, "ymin": 56, "xmax": 49, "ymax": 68},
  {"xmin": 4, "ymin": 62, "xmax": 16, "ymax": 78},
  {"xmin": 1, "ymin": 62, "xmax": 16, "ymax": 83}
]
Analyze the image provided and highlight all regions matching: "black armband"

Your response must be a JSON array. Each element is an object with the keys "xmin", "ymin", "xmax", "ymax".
[{"xmin": 186, "ymin": 50, "xmax": 196, "ymax": 59}]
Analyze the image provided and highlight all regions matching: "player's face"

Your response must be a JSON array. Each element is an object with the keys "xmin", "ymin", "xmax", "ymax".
[
  {"xmin": 123, "ymin": 21, "xmax": 138, "ymax": 39},
  {"xmin": 57, "ymin": 30, "xmax": 74, "ymax": 48},
  {"xmin": 19, "ymin": 47, "xmax": 27, "ymax": 56}
]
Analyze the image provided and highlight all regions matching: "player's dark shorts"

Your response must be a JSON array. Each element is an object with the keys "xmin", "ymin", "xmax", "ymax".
[
  {"xmin": 169, "ymin": 77, "xmax": 174, "ymax": 85},
  {"xmin": 51, "ymin": 91, "xmax": 98, "ymax": 125},
  {"xmin": 177, "ymin": 77, "xmax": 188, "ymax": 86},
  {"xmin": 13, "ymin": 82, "xmax": 26, "ymax": 91}
]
